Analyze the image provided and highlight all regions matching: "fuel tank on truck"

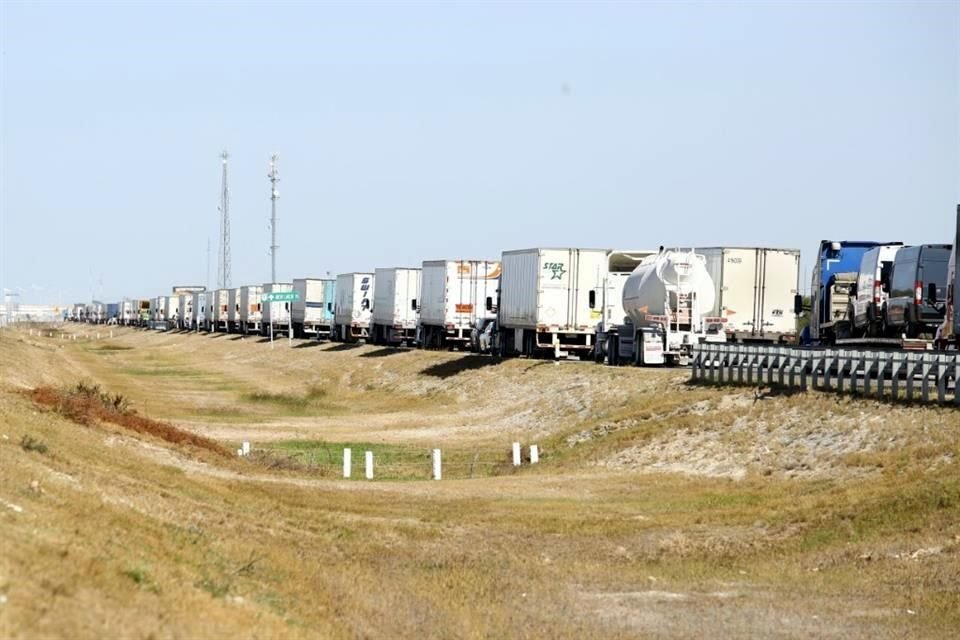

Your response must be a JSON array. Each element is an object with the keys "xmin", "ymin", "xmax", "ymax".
[{"xmin": 622, "ymin": 250, "xmax": 716, "ymax": 325}]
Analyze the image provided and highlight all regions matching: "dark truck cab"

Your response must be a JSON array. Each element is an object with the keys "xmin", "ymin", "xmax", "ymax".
[{"xmin": 885, "ymin": 244, "xmax": 951, "ymax": 338}]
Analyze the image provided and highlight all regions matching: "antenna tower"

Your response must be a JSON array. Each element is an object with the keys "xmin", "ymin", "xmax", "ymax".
[
  {"xmin": 268, "ymin": 153, "xmax": 279, "ymax": 283},
  {"xmin": 217, "ymin": 150, "xmax": 231, "ymax": 289}
]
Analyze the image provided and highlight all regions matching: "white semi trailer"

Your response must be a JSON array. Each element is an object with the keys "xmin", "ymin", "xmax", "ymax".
[
  {"xmin": 118, "ymin": 300, "xmax": 136, "ymax": 326},
  {"xmin": 213, "ymin": 289, "xmax": 230, "ymax": 332},
  {"xmin": 227, "ymin": 287, "xmax": 242, "ymax": 333},
  {"xmin": 164, "ymin": 296, "xmax": 180, "ymax": 329},
  {"xmin": 191, "ymin": 292, "xmax": 208, "ymax": 331},
  {"xmin": 261, "ymin": 283, "xmax": 294, "ymax": 337},
  {"xmin": 698, "ymin": 247, "xmax": 800, "ymax": 343},
  {"xmin": 498, "ymin": 248, "xmax": 610, "ymax": 359},
  {"xmin": 604, "ymin": 249, "xmax": 725, "ymax": 366},
  {"xmin": 370, "ymin": 268, "xmax": 421, "ymax": 346},
  {"xmin": 178, "ymin": 294, "xmax": 193, "ymax": 330},
  {"xmin": 333, "ymin": 273, "xmax": 374, "ymax": 342},
  {"xmin": 420, "ymin": 259, "xmax": 500, "ymax": 349},
  {"xmin": 239, "ymin": 285, "xmax": 263, "ymax": 334},
  {"xmin": 292, "ymin": 278, "xmax": 335, "ymax": 339}
]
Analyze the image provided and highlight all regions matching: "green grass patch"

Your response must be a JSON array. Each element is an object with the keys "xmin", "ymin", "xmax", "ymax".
[
  {"xmin": 263, "ymin": 440, "xmax": 513, "ymax": 480},
  {"xmin": 239, "ymin": 387, "xmax": 345, "ymax": 416}
]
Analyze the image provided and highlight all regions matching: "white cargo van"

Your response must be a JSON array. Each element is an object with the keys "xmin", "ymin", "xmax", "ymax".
[{"xmin": 850, "ymin": 244, "xmax": 902, "ymax": 337}]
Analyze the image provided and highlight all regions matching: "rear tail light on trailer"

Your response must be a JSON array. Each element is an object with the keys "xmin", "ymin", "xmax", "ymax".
[
  {"xmin": 873, "ymin": 281, "xmax": 881, "ymax": 305},
  {"xmin": 915, "ymin": 281, "xmax": 923, "ymax": 305}
]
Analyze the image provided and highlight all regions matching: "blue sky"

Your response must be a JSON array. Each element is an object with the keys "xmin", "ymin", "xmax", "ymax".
[{"xmin": 1, "ymin": 1, "xmax": 957, "ymax": 304}]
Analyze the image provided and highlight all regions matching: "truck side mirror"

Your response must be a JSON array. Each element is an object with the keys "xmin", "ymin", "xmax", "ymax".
[
  {"xmin": 849, "ymin": 282, "xmax": 857, "ymax": 297},
  {"xmin": 485, "ymin": 297, "xmax": 493, "ymax": 311},
  {"xmin": 928, "ymin": 282, "xmax": 937, "ymax": 304},
  {"xmin": 588, "ymin": 290, "xmax": 596, "ymax": 309},
  {"xmin": 327, "ymin": 302, "xmax": 332, "ymax": 312},
  {"xmin": 411, "ymin": 298, "xmax": 417, "ymax": 311},
  {"xmin": 793, "ymin": 294, "xmax": 803, "ymax": 316}
]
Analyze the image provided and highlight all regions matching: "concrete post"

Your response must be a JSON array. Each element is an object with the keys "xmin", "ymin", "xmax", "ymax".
[
  {"xmin": 343, "ymin": 448, "xmax": 352, "ymax": 478},
  {"xmin": 241, "ymin": 441, "xmax": 251, "ymax": 456},
  {"xmin": 530, "ymin": 445, "xmax": 539, "ymax": 464},
  {"xmin": 512, "ymin": 442, "xmax": 521, "ymax": 466},
  {"xmin": 365, "ymin": 451, "xmax": 373, "ymax": 480},
  {"xmin": 432, "ymin": 449, "xmax": 442, "ymax": 480}
]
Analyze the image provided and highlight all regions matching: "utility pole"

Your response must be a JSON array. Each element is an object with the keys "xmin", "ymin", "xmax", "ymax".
[
  {"xmin": 268, "ymin": 153, "xmax": 279, "ymax": 283},
  {"xmin": 206, "ymin": 237, "xmax": 211, "ymax": 292},
  {"xmin": 218, "ymin": 150, "xmax": 232, "ymax": 289}
]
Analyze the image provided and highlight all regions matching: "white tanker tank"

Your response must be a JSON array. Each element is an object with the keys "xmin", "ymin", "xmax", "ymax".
[{"xmin": 612, "ymin": 250, "xmax": 724, "ymax": 365}]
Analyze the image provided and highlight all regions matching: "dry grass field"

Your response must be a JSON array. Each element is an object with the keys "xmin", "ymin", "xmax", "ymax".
[{"xmin": 1, "ymin": 325, "xmax": 958, "ymax": 639}]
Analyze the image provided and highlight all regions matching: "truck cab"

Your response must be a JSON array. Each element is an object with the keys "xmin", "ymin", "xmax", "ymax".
[{"xmin": 804, "ymin": 240, "xmax": 897, "ymax": 344}]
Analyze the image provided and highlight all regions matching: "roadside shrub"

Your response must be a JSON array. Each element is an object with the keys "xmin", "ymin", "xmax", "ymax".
[{"xmin": 20, "ymin": 435, "xmax": 48, "ymax": 454}]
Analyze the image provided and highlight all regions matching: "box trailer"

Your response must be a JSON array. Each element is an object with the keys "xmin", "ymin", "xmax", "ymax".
[
  {"xmin": 292, "ymin": 278, "xmax": 335, "ymax": 339},
  {"xmin": 118, "ymin": 300, "xmax": 135, "ymax": 325},
  {"xmin": 227, "ymin": 287, "xmax": 242, "ymax": 332},
  {"xmin": 419, "ymin": 259, "xmax": 500, "ymax": 348},
  {"xmin": 371, "ymin": 268, "xmax": 421, "ymax": 346},
  {"xmin": 498, "ymin": 248, "xmax": 610, "ymax": 359},
  {"xmin": 191, "ymin": 292, "xmax": 208, "ymax": 331},
  {"xmin": 333, "ymin": 273, "xmax": 374, "ymax": 342},
  {"xmin": 239, "ymin": 285, "xmax": 263, "ymax": 334},
  {"xmin": 698, "ymin": 247, "xmax": 800, "ymax": 343},
  {"xmin": 182, "ymin": 294, "xmax": 196, "ymax": 330},
  {"xmin": 164, "ymin": 296, "xmax": 181, "ymax": 328},
  {"xmin": 261, "ymin": 283, "xmax": 294, "ymax": 336},
  {"xmin": 213, "ymin": 289, "xmax": 230, "ymax": 332}
]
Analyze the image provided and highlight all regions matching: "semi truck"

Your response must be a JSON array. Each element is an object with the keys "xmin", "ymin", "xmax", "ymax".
[
  {"xmin": 191, "ymin": 291, "xmax": 208, "ymax": 331},
  {"xmin": 420, "ymin": 259, "xmax": 500, "ymax": 349},
  {"xmin": 261, "ymin": 283, "xmax": 294, "ymax": 337},
  {"xmin": 175, "ymin": 294, "xmax": 188, "ymax": 329},
  {"xmin": 591, "ymin": 250, "xmax": 657, "ymax": 362},
  {"xmin": 801, "ymin": 240, "xmax": 899, "ymax": 344},
  {"xmin": 227, "ymin": 287, "xmax": 242, "ymax": 333},
  {"xmin": 292, "ymin": 278, "xmax": 335, "ymax": 339},
  {"xmin": 602, "ymin": 249, "xmax": 726, "ymax": 366},
  {"xmin": 213, "ymin": 289, "xmax": 230, "ymax": 332},
  {"xmin": 498, "ymin": 248, "xmax": 609, "ymax": 359},
  {"xmin": 698, "ymin": 247, "xmax": 800, "ymax": 343},
  {"xmin": 370, "ymin": 268, "xmax": 421, "ymax": 346},
  {"xmin": 333, "ymin": 273, "xmax": 374, "ymax": 342},
  {"xmin": 239, "ymin": 285, "xmax": 263, "ymax": 335},
  {"xmin": 164, "ymin": 296, "xmax": 180, "ymax": 329}
]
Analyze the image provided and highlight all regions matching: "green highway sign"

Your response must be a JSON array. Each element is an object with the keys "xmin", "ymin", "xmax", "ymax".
[{"xmin": 263, "ymin": 291, "xmax": 300, "ymax": 303}]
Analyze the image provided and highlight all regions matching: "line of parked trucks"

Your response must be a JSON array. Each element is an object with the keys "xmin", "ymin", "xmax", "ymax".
[{"xmin": 67, "ymin": 205, "xmax": 960, "ymax": 363}]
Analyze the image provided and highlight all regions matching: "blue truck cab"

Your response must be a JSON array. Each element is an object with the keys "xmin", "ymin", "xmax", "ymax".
[{"xmin": 802, "ymin": 240, "xmax": 896, "ymax": 344}]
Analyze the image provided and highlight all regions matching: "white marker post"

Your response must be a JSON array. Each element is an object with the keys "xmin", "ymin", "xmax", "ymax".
[
  {"xmin": 242, "ymin": 441, "xmax": 251, "ymax": 456},
  {"xmin": 343, "ymin": 448, "xmax": 352, "ymax": 479},
  {"xmin": 432, "ymin": 449, "xmax": 442, "ymax": 480},
  {"xmin": 530, "ymin": 445, "xmax": 540, "ymax": 465},
  {"xmin": 512, "ymin": 442, "xmax": 522, "ymax": 466},
  {"xmin": 365, "ymin": 451, "xmax": 373, "ymax": 480}
]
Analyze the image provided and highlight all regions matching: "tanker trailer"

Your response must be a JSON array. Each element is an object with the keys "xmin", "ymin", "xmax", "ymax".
[{"xmin": 608, "ymin": 249, "xmax": 725, "ymax": 366}]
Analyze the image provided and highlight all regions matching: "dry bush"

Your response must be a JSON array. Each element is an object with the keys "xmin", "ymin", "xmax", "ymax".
[{"xmin": 26, "ymin": 383, "xmax": 230, "ymax": 457}]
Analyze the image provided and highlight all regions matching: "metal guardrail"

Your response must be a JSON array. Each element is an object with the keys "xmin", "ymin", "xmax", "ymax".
[{"xmin": 690, "ymin": 343, "xmax": 959, "ymax": 406}]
